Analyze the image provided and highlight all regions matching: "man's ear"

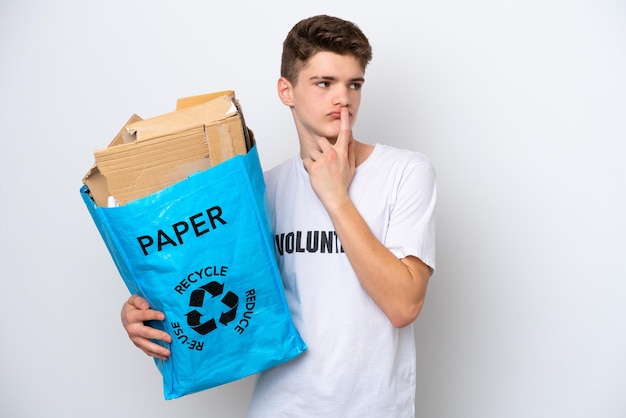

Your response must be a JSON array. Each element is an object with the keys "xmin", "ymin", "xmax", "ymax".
[{"xmin": 277, "ymin": 77, "xmax": 294, "ymax": 106}]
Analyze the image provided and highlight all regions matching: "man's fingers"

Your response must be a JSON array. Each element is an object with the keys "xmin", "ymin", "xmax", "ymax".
[
  {"xmin": 132, "ymin": 335, "xmax": 171, "ymax": 360},
  {"xmin": 127, "ymin": 294, "xmax": 150, "ymax": 310},
  {"xmin": 121, "ymin": 293, "xmax": 171, "ymax": 360},
  {"xmin": 348, "ymin": 138, "xmax": 356, "ymax": 169},
  {"xmin": 341, "ymin": 106, "xmax": 350, "ymax": 131},
  {"xmin": 129, "ymin": 322, "xmax": 172, "ymax": 344},
  {"xmin": 121, "ymin": 297, "xmax": 166, "ymax": 327},
  {"xmin": 135, "ymin": 308, "xmax": 165, "ymax": 322},
  {"xmin": 309, "ymin": 147, "xmax": 323, "ymax": 162},
  {"xmin": 337, "ymin": 107, "xmax": 352, "ymax": 149}
]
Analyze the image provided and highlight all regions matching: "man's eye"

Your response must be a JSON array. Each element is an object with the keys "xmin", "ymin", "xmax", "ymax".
[
  {"xmin": 350, "ymin": 83, "xmax": 363, "ymax": 90},
  {"xmin": 316, "ymin": 81, "xmax": 329, "ymax": 88}
]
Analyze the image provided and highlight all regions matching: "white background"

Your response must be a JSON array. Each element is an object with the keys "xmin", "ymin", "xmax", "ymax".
[{"xmin": 1, "ymin": 1, "xmax": 624, "ymax": 417}]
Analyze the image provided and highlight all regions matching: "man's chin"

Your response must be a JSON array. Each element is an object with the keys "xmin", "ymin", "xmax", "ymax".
[{"xmin": 323, "ymin": 130, "xmax": 339, "ymax": 144}]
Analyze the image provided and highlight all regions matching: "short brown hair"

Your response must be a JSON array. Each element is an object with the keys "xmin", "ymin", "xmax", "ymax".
[{"xmin": 281, "ymin": 15, "xmax": 373, "ymax": 84}]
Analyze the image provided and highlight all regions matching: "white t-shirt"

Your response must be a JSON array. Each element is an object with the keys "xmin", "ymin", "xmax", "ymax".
[{"xmin": 246, "ymin": 143, "xmax": 436, "ymax": 418}]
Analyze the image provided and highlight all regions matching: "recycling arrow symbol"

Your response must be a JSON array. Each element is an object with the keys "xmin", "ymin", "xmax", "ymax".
[{"xmin": 185, "ymin": 281, "xmax": 239, "ymax": 335}]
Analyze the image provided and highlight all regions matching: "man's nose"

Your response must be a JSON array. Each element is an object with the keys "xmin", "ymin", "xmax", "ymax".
[{"xmin": 333, "ymin": 86, "xmax": 350, "ymax": 107}]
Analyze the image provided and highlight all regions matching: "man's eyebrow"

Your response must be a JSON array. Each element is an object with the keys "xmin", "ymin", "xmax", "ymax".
[{"xmin": 309, "ymin": 75, "xmax": 366, "ymax": 82}]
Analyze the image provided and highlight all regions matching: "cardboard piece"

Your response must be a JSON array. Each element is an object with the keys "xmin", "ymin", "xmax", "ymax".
[{"xmin": 83, "ymin": 90, "xmax": 253, "ymax": 207}]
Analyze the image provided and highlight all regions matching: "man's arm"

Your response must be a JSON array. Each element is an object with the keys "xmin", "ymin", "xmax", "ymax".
[
  {"xmin": 323, "ymin": 200, "xmax": 431, "ymax": 328},
  {"xmin": 303, "ymin": 108, "xmax": 431, "ymax": 328}
]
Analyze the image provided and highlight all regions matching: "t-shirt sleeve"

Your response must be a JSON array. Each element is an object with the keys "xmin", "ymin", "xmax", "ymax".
[{"xmin": 384, "ymin": 154, "xmax": 437, "ymax": 273}]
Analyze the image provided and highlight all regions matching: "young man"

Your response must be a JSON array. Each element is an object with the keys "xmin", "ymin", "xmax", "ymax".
[{"xmin": 122, "ymin": 15, "xmax": 436, "ymax": 417}]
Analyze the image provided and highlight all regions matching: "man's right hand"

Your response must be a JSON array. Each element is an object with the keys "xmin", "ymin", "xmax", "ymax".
[{"xmin": 121, "ymin": 294, "xmax": 172, "ymax": 361}]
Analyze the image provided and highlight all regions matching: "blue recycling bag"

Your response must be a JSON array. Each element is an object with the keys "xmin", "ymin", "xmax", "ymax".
[{"xmin": 80, "ymin": 145, "xmax": 306, "ymax": 400}]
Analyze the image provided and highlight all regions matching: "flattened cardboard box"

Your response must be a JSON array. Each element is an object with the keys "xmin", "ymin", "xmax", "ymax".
[{"xmin": 83, "ymin": 90, "xmax": 254, "ymax": 206}]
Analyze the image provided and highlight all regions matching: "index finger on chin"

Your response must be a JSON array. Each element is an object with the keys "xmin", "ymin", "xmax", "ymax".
[{"xmin": 338, "ymin": 107, "xmax": 352, "ymax": 148}]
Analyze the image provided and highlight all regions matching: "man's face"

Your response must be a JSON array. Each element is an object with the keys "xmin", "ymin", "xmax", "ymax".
[{"xmin": 286, "ymin": 51, "xmax": 365, "ymax": 144}]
